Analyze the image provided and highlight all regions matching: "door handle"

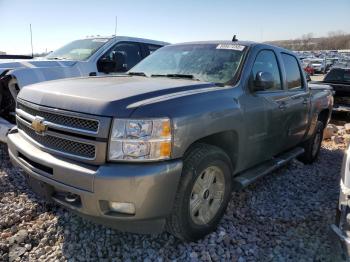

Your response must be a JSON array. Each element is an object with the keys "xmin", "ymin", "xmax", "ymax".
[{"xmin": 279, "ymin": 102, "xmax": 287, "ymax": 110}]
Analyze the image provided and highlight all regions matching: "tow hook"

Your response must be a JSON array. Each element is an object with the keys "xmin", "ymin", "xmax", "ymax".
[{"xmin": 65, "ymin": 193, "xmax": 80, "ymax": 203}]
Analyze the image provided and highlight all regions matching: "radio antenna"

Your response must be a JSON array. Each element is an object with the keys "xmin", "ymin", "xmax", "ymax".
[
  {"xmin": 30, "ymin": 24, "xmax": 34, "ymax": 57},
  {"xmin": 114, "ymin": 16, "xmax": 117, "ymax": 36}
]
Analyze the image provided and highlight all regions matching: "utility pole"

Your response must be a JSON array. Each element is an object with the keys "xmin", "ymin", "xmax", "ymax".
[{"xmin": 29, "ymin": 24, "xmax": 34, "ymax": 57}]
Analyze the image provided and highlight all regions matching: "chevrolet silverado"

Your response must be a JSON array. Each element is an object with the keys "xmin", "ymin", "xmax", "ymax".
[{"xmin": 8, "ymin": 41, "xmax": 333, "ymax": 241}]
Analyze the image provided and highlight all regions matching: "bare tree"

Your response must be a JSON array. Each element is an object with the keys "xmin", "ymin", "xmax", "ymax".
[{"xmin": 266, "ymin": 32, "xmax": 350, "ymax": 51}]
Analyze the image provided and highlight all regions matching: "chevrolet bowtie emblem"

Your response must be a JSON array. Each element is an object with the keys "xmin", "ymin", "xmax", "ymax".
[{"xmin": 31, "ymin": 116, "xmax": 47, "ymax": 134}]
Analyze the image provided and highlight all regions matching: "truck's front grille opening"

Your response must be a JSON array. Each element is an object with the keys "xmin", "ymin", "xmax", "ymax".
[
  {"xmin": 17, "ymin": 102, "xmax": 99, "ymax": 132},
  {"xmin": 17, "ymin": 121, "xmax": 96, "ymax": 159},
  {"xmin": 18, "ymin": 152, "xmax": 53, "ymax": 175}
]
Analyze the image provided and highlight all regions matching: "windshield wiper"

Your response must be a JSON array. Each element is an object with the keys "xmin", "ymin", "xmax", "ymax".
[
  {"xmin": 47, "ymin": 57, "xmax": 66, "ymax": 60},
  {"xmin": 151, "ymin": 73, "xmax": 200, "ymax": 80},
  {"xmin": 128, "ymin": 72, "xmax": 147, "ymax": 77}
]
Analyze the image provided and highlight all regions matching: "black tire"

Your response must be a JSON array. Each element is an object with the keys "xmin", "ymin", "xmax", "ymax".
[
  {"xmin": 298, "ymin": 121, "xmax": 324, "ymax": 164},
  {"xmin": 165, "ymin": 143, "xmax": 232, "ymax": 241}
]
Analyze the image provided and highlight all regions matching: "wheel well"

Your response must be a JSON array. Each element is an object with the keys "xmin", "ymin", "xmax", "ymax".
[
  {"xmin": 318, "ymin": 109, "xmax": 330, "ymax": 127},
  {"xmin": 186, "ymin": 131, "xmax": 238, "ymax": 171},
  {"xmin": 0, "ymin": 74, "xmax": 17, "ymax": 123}
]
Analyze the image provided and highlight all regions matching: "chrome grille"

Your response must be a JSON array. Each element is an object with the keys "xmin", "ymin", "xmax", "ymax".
[
  {"xmin": 18, "ymin": 121, "xmax": 95, "ymax": 159},
  {"xmin": 17, "ymin": 102, "xmax": 99, "ymax": 132},
  {"xmin": 15, "ymin": 99, "xmax": 110, "ymax": 164}
]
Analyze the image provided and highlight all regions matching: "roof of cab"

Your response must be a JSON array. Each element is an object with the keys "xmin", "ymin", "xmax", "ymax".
[
  {"xmin": 170, "ymin": 40, "xmax": 294, "ymax": 54},
  {"xmin": 171, "ymin": 40, "xmax": 256, "ymax": 47},
  {"xmin": 82, "ymin": 35, "xmax": 170, "ymax": 46}
]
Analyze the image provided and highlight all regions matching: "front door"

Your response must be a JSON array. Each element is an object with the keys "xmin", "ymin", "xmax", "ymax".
[
  {"xmin": 97, "ymin": 41, "xmax": 143, "ymax": 74},
  {"xmin": 241, "ymin": 49, "xmax": 289, "ymax": 168}
]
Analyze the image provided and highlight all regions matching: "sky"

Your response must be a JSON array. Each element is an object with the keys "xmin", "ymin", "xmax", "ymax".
[{"xmin": 0, "ymin": 0, "xmax": 349, "ymax": 55}]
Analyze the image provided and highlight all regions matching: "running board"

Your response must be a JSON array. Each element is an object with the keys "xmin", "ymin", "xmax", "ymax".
[{"xmin": 233, "ymin": 147, "xmax": 305, "ymax": 190}]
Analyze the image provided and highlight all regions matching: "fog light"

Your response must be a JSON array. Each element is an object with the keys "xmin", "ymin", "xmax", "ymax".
[{"xmin": 108, "ymin": 202, "xmax": 136, "ymax": 215}]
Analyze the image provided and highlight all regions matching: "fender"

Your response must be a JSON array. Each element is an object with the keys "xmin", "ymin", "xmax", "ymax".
[{"xmin": 0, "ymin": 61, "xmax": 79, "ymax": 89}]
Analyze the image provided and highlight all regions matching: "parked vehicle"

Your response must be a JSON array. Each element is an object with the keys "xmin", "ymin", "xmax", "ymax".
[
  {"xmin": 7, "ymin": 41, "xmax": 333, "ymax": 241},
  {"xmin": 0, "ymin": 36, "xmax": 168, "ymax": 142},
  {"xmin": 315, "ymin": 68, "xmax": 350, "ymax": 113},
  {"xmin": 326, "ymin": 57, "xmax": 339, "ymax": 72},
  {"xmin": 331, "ymin": 143, "xmax": 350, "ymax": 259},
  {"xmin": 302, "ymin": 61, "xmax": 315, "ymax": 76},
  {"xmin": 0, "ymin": 55, "xmax": 33, "ymax": 60},
  {"xmin": 309, "ymin": 58, "xmax": 326, "ymax": 74},
  {"xmin": 332, "ymin": 60, "xmax": 350, "ymax": 70}
]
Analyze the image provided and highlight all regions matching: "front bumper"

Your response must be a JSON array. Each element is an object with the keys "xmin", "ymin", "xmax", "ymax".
[
  {"xmin": 331, "ymin": 186, "xmax": 350, "ymax": 259},
  {"xmin": 7, "ymin": 129, "xmax": 183, "ymax": 233}
]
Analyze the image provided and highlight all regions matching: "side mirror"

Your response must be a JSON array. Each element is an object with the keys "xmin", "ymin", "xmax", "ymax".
[
  {"xmin": 98, "ymin": 51, "xmax": 127, "ymax": 73},
  {"xmin": 253, "ymin": 71, "xmax": 274, "ymax": 91}
]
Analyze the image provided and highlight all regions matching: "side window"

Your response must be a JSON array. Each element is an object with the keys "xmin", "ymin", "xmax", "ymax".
[
  {"xmin": 251, "ymin": 50, "xmax": 282, "ymax": 91},
  {"xmin": 103, "ymin": 42, "xmax": 142, "ymax": 72},
  {"xmin": 145, "ymin": 44, "xmax": 162, "ymax": 56},
  {"xmin": 282, "ymin": 53, "xmax": 303, "ymax": 89}
]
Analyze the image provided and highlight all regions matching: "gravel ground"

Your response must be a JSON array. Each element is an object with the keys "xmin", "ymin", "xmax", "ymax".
[{"xmin": 0, "ymin": 137, "xmax": 345, "ymax": 261}]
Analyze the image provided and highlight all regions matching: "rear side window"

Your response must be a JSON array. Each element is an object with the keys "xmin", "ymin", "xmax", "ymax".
[
  {"xmin": 145, "ymin": 44, "xmax": 162, "ymax": 56},
  {"xmin": 346, "ymin": 71, "xmax": 350, "ymax": 82},
  {"xmin": 325, "ymin": 69, "xmax": 350, "ymax": 83},
  {"xmin": 282, "ymin": 54, "xmax": 303, "ymax": 89},
  {"xmin": 251, "ymin": 50, "xmax": 282, "ymax": 91}
]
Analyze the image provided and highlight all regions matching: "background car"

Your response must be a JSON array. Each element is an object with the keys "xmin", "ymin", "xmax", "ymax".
[
  {"xmin": 0, "ymin": 36, "xmax": 168, "ymax": 142},
  {"xmin": 309, "ymin": 58, "xmax": 326, "ymax": 74}
]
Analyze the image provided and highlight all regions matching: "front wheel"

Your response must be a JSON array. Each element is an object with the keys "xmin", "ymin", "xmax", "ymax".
[
  {"xmin": 166, "ymin": 144, "xmax": 232, "ymax": 241},
  {"xmin": 298, "ymin": 121, "xmax": 324, "ymax": 164}
]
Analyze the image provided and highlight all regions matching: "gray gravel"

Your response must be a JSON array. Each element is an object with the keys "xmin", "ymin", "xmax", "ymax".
[{"xmin": 0, "ymin": 140, "xmax": 345, "ymax": 261}]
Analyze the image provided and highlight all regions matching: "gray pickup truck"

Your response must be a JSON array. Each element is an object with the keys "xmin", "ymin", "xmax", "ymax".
[{"xmin": 7, "ymin": 41, "xmax": 333, "ymax": 241}]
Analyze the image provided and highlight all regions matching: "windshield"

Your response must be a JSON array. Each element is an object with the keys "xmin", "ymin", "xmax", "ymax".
[
  {"xmin": 129, "ymin": 43, "xmax": 246, "ymax": 84},
  {"xmin": 46, "ymin": 38, "xmax": 109, "ymax": 61}
]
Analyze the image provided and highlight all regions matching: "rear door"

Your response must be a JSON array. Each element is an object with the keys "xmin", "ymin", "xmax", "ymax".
[{"xmin": 280, "ymin": 53, "xmax": 311, "ymax": 149}]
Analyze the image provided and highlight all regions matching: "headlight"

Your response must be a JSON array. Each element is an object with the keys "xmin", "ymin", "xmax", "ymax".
[{"xmin": 108, "ymin": 118, "xmax": 172, "ymax": 161}]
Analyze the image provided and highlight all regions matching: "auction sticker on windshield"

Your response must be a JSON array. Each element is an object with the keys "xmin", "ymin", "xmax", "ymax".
[
  {"xmin": 92, "ymin": 39, "xmax": 109, "ymax": 43},
  {"xmin": 216, "ymin": 44, "xmax": 245, "ymax": 51}
]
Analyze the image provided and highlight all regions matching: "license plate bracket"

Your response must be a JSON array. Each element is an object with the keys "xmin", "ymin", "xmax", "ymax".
[{"xmin": 26, "ymin": 175, "xmax": 54, "ymax": 201}]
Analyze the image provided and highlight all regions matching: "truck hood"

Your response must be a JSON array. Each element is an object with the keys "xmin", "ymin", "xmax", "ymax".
[
  {"xmin": 18, "ymin": 75, "xmax": 218, "ymax": 117},
  {"xmin": 0, "ymin": 59, "xmax": 76, "ymax": 73}
]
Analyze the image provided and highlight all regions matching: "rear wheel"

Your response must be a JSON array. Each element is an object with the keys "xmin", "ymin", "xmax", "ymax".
[
  {"xmin": 166, "ymin": 144, "xmax": 232, "ymax": 241},
  {"xmin": 298, "ymin": 121, "xmax": 324, "ymax": 164}
]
